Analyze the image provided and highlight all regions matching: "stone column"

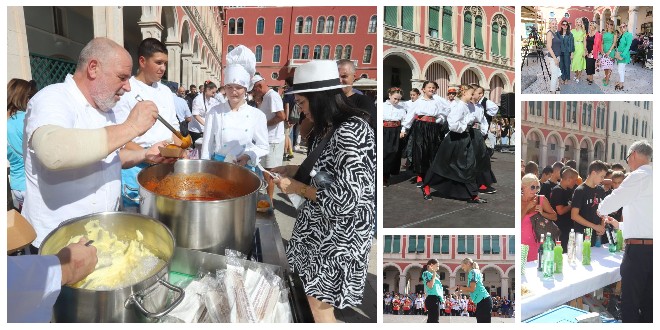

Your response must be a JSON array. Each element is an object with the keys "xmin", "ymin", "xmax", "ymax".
[
  {"xmin": 200, "ymin": 65, "xmax": 208, "ymax": 82},
  {"xmin": 398, "ymin": 274, "xmax": 407, "ymax": 294},
  {"xmin": 540, "ymin": 143, "xmax": 548, "ymax": 168},
  {"xmin": 522, "ymin": 140, "xmax": 528, "ymax": 162},
  {"xmin": 449, "ymin": 274, "xmax": 456, "ymax": 292},
  {"xmin": 181, "ymin": 53, "xmax": 193, "ymax": 89},
  {"xmin": 411, "ymin": 79, "xmax": 424, "ymax": 90},
  {"xmin": 139, "ymin": 21, "xmax": 163, "ymax": 40},
  {"xmin": 501, "ymin": 277, "xmax": 509, "ymax": 299},
  {"xmin": 93, "ymin": 6, "xmax": 124, "ymax": 45},
  {"xmin": 600, "ymin": 14, "xmax": 606, "ymax": 32},
  {"xmin": 588, "ymin": 145, "xmax": 594, "ymax": 165},
  {"xmin": 628, "ymin": 7, "xmax": 639, "ymax": 35},
  {"xmin": 7, "ymin": 7, "xmax": 31, "ymax": 80},
  {"xmin": 165, "ymin": 42, "xmax": 182, "ymax": 84},
  {"xmin": 558, "ymin": 142, "xmax": 565, "ymax": 163},
  {"xmin": 192, "ymin": 61, "xmax": 201, "ymax": 87}
]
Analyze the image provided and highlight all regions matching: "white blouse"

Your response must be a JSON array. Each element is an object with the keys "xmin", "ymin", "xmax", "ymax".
[
  {"xmin": 382, "ymin": 100, "xmax": 407, "ymax": 122},
  {"xmin": 401, "ymin": 97, "xmax": 449, "ymax": 132},
  {"xmin": 447, "ymin": 100, "xmax": 476, "ymax": 133},
  {"xmin": 477, "ymin": 96, "xmax": 500, "ymax": 117},
  {"xmin": 200, "ymin": 101, "xmax": 269, "ymax": 166},
  {"xmin": 189, "ymin": 93, "xmax": 220, "ymax": 133},
  {"xmin": 471, "ymin": 102, "xmax": 490, "ymax": 136}
]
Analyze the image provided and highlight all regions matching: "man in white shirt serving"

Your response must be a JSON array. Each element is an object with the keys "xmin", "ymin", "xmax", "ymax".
[
  {"xmin": 599, "ymin": 140, "xmax": 653, "ymax": 323},
  {"xmin": 22, "ymin": 37, "xmax": 172, "ymax": 251}
]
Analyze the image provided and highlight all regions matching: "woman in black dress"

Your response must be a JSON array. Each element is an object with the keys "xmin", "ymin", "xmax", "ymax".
[
  {"xmin": 470, "ymin": 84, "xmax": 497, "ymax": 194},
  {"xmin": 585, "ymin": 21, "xmax": 603, "ymax": 85},
  {"xmin": 422, "ymin": 84, "xmax": 487, "ymax": 203},
  {"xmin": 382, "ymin": 87, "xmax": 407, "ymax": 187}
]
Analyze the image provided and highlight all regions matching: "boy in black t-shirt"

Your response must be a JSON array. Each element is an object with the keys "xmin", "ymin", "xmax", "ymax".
[
  {"xmin": 549, "ymin": 167, "xmax": 578, "ymax": 252},
  {"xmin": 571, "ymin": 160, "xmax": 608, "ymax": 246}
]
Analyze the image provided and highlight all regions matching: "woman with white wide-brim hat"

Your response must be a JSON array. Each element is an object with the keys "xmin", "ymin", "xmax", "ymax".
[{"xmin": 271, "ymin": 60, "xmax": 375, "ymax": 322}]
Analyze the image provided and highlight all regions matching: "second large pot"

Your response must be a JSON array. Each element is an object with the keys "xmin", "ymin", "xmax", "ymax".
[{"xmin": 133, "ymin": 160, "xmax": 262, "ymax": 255}]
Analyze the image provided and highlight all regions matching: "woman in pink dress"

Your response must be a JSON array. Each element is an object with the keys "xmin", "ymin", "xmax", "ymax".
[{"xmin": 521, "ymin": 173, "xmax": 557, "ymax": 261}]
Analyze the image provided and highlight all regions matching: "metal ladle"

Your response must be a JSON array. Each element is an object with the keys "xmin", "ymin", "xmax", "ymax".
[{"xmin": 134, "ymin": 95, "xmax": 192, "ymax": 149}]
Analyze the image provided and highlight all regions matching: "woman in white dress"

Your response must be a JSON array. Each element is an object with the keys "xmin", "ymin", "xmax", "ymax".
[
  {"xmin": 190, "ymin": 80, "xmax": 220, "ymax": 147},
  {"xmin": 200, "ymin": 46, "xmax": 268, "ymax": 171},
  {"xmin": 382, "ymin": 87, "xmax": 407, "ymax": 187}
]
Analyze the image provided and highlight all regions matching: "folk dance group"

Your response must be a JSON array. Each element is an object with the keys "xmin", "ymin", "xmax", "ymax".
[{"xmin": 383, "ymin": 82, "xmax": 498, "ymax": 202}]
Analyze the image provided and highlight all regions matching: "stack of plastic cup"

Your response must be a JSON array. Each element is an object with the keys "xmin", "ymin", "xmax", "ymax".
[{"xmin": 521, "ymin": 244, "xmax": 529, "ymax": 276}]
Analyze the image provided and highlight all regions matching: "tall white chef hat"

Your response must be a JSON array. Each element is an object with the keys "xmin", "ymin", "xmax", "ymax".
[{"xmin": 224, "ymin": 45, "xmax": 256, "ymax": 89}]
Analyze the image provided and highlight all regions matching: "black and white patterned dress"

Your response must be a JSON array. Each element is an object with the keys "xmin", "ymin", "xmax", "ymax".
[{"xmin": 286, "ymin": 116, "xmax": 376, "ymax": 309}]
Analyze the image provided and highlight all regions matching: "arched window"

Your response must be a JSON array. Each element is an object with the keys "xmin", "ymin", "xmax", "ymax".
[
  {"xmin": 313, "ymin": 45, "xmax": 321, "ymax": 59},
  {"xmin": 442, "ymin": 6, "xmax": 453, "ymax": 41},
  {"xmin": 429, "ymin": 6, "xmax": 440, "ymax": 38},
  {"xmin": 401, "ymin": 6, "xmax": 414, "ymax": 31},
  {"xmin": 227, "ymin": 45, "xmax": 234, "ymax": 53},
  {"xmin": 302, "ymin": 45, "xmax": 310, "ymax": 59},
  {"xmin": 384, "ymin": 7, "xmax": 397, "ymax": 26},
  {"xmin": 474, "ymin": 16, "xmax": 484, "ymax": 50},
  {"xmin": 237, "ymin": 18, "xmax": 244, "ymax": 34},
  {"xmin": 345, "ymin": 45, "xmax": 352, "ymax": 59},
  {"xmin": 339, "ymin": 16, "xmax": 347, "ymax": 33},
  {"xmin": 229, "ymin": 18, "xmax": 236, "ymax": 34},
  {"xmin": 335, "ymin": 45, "xmax": 343, "ymax": 60},
  {"xmin": 500, "ymin": 26, "xmax": 507, "ymax": 57},
  {"xmin": 304, "ymin": 16, "xmax": 313, "ymax": 33},
  {"xmin": 273, "ymin": 45, "xmax": 281, "ymax": 63},
  {"xmin": 255, "ymin": 45, "xmax": 263, "ymax": 62},
  {"xmin": 368, "ymin": 15, "xmax": 377, "ymax": 33},
  {"xmin": 348, "ymin": 16, "xmax": 357, "ymax": 33},
  {"xmin": 491, "ymin": 22, "xmax": 499, "ymax": 55},
  {"xmin": 293, "ymin": 45, "xmax": 301, "ymax": 59},
  {"xmin": 363, "ymin": 45, "xmax": 373, "ymax": 63},
  {"xmin": 326, "ymin": 16, "xmax": 335, "ymax": 33},
  {"xmin": 613, "ymin": 111, "xmax": 617, "ymax": 131},
  {"xmin": 463, "ymin": 12, "xmax": 472, "ymax": 46},
  {"xmin": 322, "ymin": 45, "xmax": 330, "ymax": 59},
  {"xmin": 295, "ymin": 17, "xmax": 303, "ymax": 33},
  {"xmin": 275, "ymin": 17, "xmax": 284, "ymax": 34},
  {"xmin": 256, "ymin": 18, "xmax": 265, "ymax": 35},
  {"xmin": 317, "ymin": 16, "xmax": 325, "ymax": 33}
]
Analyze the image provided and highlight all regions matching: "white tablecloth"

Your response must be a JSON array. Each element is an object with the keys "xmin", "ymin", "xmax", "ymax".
[{"xmin": 520, "ymin": 245, "xmax": 623, "ymax": 320}]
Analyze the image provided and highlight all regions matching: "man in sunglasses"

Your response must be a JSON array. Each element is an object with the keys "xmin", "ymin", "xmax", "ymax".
[
  {"xmin": 599, "ymin": 140, "xmax": 653, "ymax": 323},
  {"xmin": 571, "ymin": 160, "xmax": 608, "ymax": 244}
]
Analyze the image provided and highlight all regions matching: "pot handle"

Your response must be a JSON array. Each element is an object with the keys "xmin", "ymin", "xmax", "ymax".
[
  {"xmin": 259, "ymin": 178, "xmax": 268, "ymax": 194},
  {"xmin": 122, "ymin": 184, "xmax": 143, "ymax": 204},
  {"xmin": 128, "ymin": 278, "xmax": 185, "ymax": 319}
]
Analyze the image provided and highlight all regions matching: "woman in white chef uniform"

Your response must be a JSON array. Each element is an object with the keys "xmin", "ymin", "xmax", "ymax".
[{"xmin": 200, "ymin": 45, "xmax": 269, "ymax": 172}]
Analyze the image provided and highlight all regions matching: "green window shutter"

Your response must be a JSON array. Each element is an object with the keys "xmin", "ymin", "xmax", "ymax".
[
  {"xmin": 492, "ymin": 235, "xmax": 501, "ymax": 254},
  {"xmin": 385, "ymin": 7, "xmax": 398, "ymax": 26},
  {"xmin": 393, "ymin": 235, "xmax": 401, "ymax": 253},
  {"xmin": 417, "ymin": 235, "xmax": 425, "ymax": 253},
  {"xmin": 463, "ymin": 12, "xmax": 472, "ymax": 46},
  {"xmin": 509, "ymin": 235, "xmax": 515, "ymax": 254},
  {"xmin": 402, "ymin": 6, "xmax": 414, "ymax": 31},
  {"xmin": 408, "ymin": 235, "xmax": 417, "ymax": 253},
  {"xmin": 483, "ymin": 235, "xmax": 491, "ymax": 254},
  {"xmin": 385, "ymin": 235, "xmax": 392, "ymax": 253},
  {"xmin": 442, "ymin": 7, "xmax": 453, "ymax": 41},
  {"xmin": 441, "ymin": 235, "xmax": 449, "ymax": 254},
  {"xmin": 467, "ymin": 235, "xmax": 474, "ymax": 254},
  {"xmin": 500, "ymin": 26, "xmax": 507, "ymax": 57},
  {"xmin": 433, "ymin": 236, "xmax": 441, "ymax": 253},
  {"xmin": 475, "ymin": 16, "xmax": 484, "ymax": 50},
  {"xmin": 457, "ymin": 235, "xmax": 466, "ymax": 254},
  {"xmin": 491, "ymin": 22, "xmax": 499, "ymax": 55},
  {"xmin": 429, "ymin": 7, "xmax": 440, "ymax": 37}
]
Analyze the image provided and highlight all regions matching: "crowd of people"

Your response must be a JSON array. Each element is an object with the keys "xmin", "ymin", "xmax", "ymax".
[
  {"xmin": 7, "ymin": 37, "xmax": 376, "ymax": 323},
  {"xmin": 545, "ymin": 17, "xmax": 651, "ymax": 94},
  {"xmin": 383, "ymin": 83, "xmax": 513, "ymax": 203},
  {"xmin": 521, "ymin": 140, "xmax": 653, "ymax": 323}
]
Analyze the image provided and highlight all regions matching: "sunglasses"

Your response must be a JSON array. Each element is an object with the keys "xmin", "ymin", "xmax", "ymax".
[
  {"xmin": 529, "ymin": 185, "xmax": 540, "ymax": 190},
  {"xmin": 562, "ymin": 23, "xmax": 568, "ymax": 26}
]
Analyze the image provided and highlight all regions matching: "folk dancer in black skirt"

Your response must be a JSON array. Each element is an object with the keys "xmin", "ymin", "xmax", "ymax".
[
  {"xmin": 422, "ymin": 84, "xmax": 488, "ymax": 203},
  {"xmin": 471, "ymin": 84, "xmax": 498, "ymax": 194},
  {"xmin": 400, "ymin": 81, "xmax": 450, "ymax": 200},
  {"xmin": 383, "ymin": 87, "xmax": 407, "ymax": 187},
  {"xmin": 401, "ymin": 88, "xmax": 420, "ymax": 169}
]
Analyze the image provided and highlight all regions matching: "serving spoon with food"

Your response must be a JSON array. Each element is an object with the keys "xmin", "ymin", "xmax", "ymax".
[{"xmin": 135, "ymin": 95, "xmax": 192, "ymax": 149}]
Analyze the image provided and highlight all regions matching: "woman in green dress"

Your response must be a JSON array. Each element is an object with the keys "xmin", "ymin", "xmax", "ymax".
[
  {"xmin": 570, "ymin": 18, "xmax": 587, "ymax": 83},
  {"xmin": 600, "ymin": 19, "xmax": 617, "ymax": 86},
  {"xmin": 614, "ymin": 22, "xmax": 633, "ymax": 91}
]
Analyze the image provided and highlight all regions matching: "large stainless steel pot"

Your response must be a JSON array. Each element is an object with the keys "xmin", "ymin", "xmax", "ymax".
[
  {"xmin": 131, "ymin": 160, "xmax": 263, "ymax": 255},
  {"xmin": 39, "ymin": 212, "xmax": 184, "ymax": 322}
]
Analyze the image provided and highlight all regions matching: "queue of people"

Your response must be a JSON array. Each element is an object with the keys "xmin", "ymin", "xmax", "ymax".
[
  {"xmin": 7, "ymin": 37, "xmax": 376, "ymax": 323},
  {"xmin": 546, "ymin": 17, "xmax": 636, "ymax": 93},
  {"xmin": 521, "ymin": 140, "xmax": 652, "ymax": 323}
]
